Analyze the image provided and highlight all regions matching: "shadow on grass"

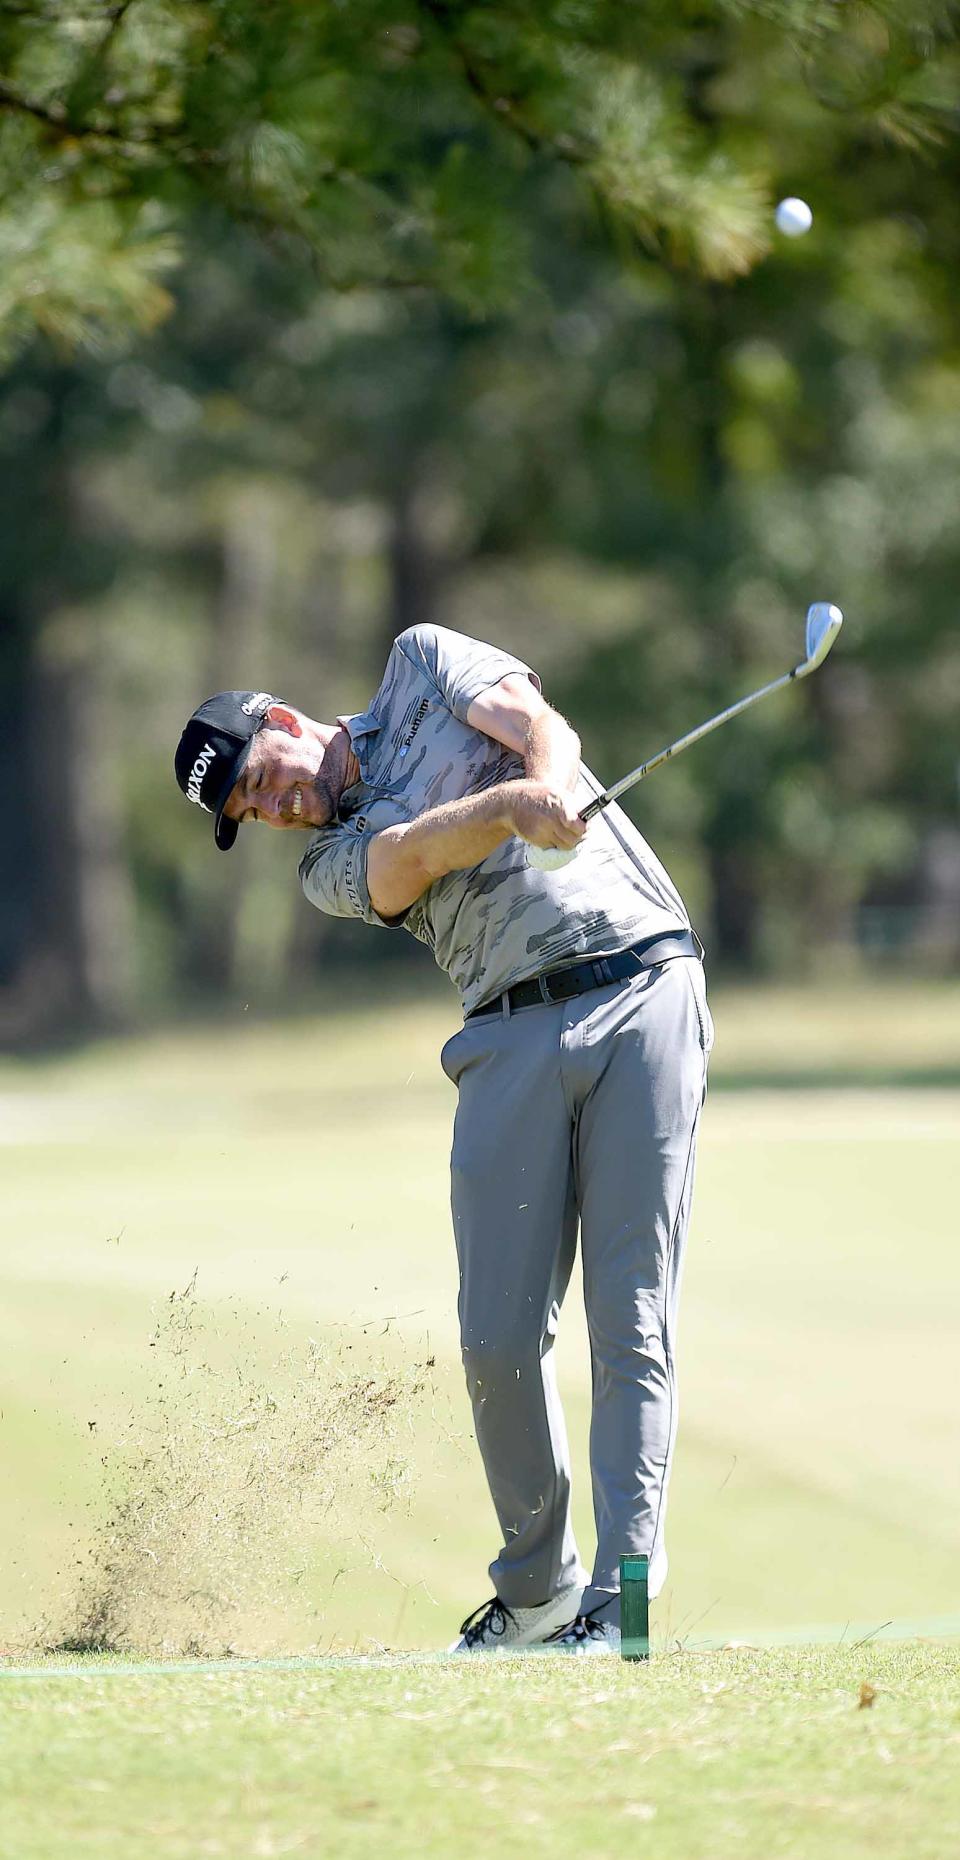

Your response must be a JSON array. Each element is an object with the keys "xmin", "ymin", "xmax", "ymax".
[{"xmin": 710, "ymin": 1066, "xmax": 960, "ymax": 1092}]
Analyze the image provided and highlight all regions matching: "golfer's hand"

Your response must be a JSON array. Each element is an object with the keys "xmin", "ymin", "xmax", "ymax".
[{"xmin": 505, "ymin": 782, "xmax": 586, "ymax": 854}]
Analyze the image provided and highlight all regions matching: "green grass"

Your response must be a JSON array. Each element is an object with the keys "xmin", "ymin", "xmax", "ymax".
[
  {"xmin": 2, "ymin": 1644, "xmax": 959, "ymax": 1860},
  {"xmin": 1, "ymin": 976, "xmax": 958, "ymax": 1657}
]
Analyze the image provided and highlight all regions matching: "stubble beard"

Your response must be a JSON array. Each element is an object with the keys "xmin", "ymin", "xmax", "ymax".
[{"xmin": 298, "ymin": 733, "xmax": 349, "ymax": 829}]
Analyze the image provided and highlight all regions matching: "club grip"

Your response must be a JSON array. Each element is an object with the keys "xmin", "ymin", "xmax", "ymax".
[{"xmin": 579, "ymin": 794, "xmax": 608, "ymax": 825}]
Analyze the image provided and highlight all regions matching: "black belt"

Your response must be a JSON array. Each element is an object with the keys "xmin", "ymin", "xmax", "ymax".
[{"xmin": 466, "ymin": 929, "xmax": 702, "ymax": 1020}]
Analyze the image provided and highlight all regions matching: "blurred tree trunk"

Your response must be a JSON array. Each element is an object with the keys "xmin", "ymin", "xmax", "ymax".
[
  {"xmin": 382, "ymin": 480, "xmax": 445, "ymax": 659},
  {"xmin": 0, "ymin": 610, "xmax": 38, "ymax": 1037},
  {"xmin": 707, "ymin": 840, "xmax": 761, "ymax": 969},
  {"xmin": 0, "ymin": 402, "xmax": 138, "ymax": 1046},
  {"xmin": 4, "ymin": 614, "xmax": 136, "ymax": 1043},
  {"xmin": 69, "ymin": 636, "xmax": 137, "ymax": 1026},
  {"xmin": 179, "ymin": 486, "xmax": 276, "ymax": 998}
]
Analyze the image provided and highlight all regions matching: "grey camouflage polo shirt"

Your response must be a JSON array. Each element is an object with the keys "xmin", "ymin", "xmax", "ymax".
[{"xmin": 299, "ymin": 626, "xmax": 692, "ymax": 1014}]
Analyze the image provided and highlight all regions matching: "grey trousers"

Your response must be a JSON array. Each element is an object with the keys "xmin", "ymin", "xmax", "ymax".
[{"xmin": 440, "ymin": 955, "xmax": 713, "ymax": 1624}]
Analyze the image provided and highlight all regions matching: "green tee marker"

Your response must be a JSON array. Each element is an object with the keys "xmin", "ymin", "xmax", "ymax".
[{"xmin": 619, "ymin": 1554, "xmax": 650, "ymax": 1661}]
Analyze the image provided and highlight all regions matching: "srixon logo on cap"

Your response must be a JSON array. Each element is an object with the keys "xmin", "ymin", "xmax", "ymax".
[{"xmin": 186, "ymin": 742, "xmax": 217, "ymax": 808}]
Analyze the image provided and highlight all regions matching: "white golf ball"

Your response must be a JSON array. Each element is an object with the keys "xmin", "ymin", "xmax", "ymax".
[
  {"xmin": 775, "ymin": 196, "xmax": 813, "ymax": 238},
  {"xmin": 527, "ymin": 844, "xmax": 578, "ymax": 872}
]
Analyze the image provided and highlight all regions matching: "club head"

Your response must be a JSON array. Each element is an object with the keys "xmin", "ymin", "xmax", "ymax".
[{"xmin": 799, "ymin": 602, "xmax": 843, "ymax": 676}]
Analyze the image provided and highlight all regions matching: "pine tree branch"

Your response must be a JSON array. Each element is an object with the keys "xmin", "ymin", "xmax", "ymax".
[
  {"xmin": 416, "ymin": 0, "xmax": 594, "ymax": 166},
  {"xmin": 218, "ymin": 193, "xmax": 435, "ymax": 294},
  {"xmin": 0, "ymin": 78, "xmax": 143, "ymax": 146},
  {"xmin": 0, "ymin": 80, "xmax": 70, "ymax": 133},
  {"xmin": 1, "ymin": 5, "xmax": 153, "ymax": 155},
  {"xmin": 99, "ymin": 0, "xmax": 140, "ymax": 56},
  {"xmin": 0, "ymin": 76, "xmax": 217, "ymax": 166}
]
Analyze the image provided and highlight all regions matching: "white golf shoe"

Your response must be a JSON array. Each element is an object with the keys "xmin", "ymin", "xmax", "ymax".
[
  {"xmin": 546, "ymin": 1611, "xmax": 621, "ymax": 1654},
  {"xmin": 449, "ymin": 1588, "xmax": 582, "ymax": 1654}
]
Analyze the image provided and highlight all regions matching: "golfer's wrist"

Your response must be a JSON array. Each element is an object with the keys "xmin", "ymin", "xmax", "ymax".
[{"xmin": 486, "ymin": 784, "xmax": 524, "ymax": 837}]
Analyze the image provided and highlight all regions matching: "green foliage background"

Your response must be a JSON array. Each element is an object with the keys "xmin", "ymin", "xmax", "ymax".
[{"xmin": 1, "ymin": 2, "xmax": 959, "ymax": 1038}]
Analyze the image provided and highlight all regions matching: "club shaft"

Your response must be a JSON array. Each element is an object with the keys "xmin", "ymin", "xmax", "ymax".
[{"xmin": 580, "ymin": 663, "xmax": 801, "ymax": 823}]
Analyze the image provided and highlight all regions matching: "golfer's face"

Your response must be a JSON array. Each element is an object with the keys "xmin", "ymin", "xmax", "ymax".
[{"xmin": 224, "ymin": 727, "xmax": 334, "ymax": 832}]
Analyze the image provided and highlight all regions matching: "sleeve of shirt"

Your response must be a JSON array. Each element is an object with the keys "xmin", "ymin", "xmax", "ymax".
[
  {"xmin": 299, "ymin": 827, "xmax": 410, "ymax": 929},
  {"xmin": 394, "ymin": 624, "xmax": 541, "ymax": 724}
]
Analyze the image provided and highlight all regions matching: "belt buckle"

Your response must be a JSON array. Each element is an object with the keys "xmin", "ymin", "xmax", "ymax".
[{"xmin": 539, "ymin": 967, "xmax": 578, "ymax": 1005}]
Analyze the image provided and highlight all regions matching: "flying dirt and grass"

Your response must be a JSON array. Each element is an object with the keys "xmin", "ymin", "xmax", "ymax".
[
  {"xmin": 0, "ymin": 976, "xmax": 958, "ymax": 1856},
  {"xmin": 44, "ymin": 1282, "xmax": 434, "ymax": 1659}
]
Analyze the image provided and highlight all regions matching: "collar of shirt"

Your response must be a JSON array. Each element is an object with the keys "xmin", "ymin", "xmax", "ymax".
[{"xmin": 338, "ymin": 709, "xmax": 380, "ymax": 782}]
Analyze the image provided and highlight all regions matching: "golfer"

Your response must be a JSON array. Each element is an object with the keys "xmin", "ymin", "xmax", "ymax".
[{"xmin": 175, "ymin": 625, "xmax": 713, "ymax": 1653}]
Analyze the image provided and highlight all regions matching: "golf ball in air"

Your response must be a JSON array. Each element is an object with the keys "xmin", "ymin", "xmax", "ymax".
[{"xmin": 775, "ymin": 197, "xmax": 813, "ymax": 238}]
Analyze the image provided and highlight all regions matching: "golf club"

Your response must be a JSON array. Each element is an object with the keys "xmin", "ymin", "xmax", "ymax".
[{"xmin": 528, "ymin": 602, "xmax": 843, "ymax": 871}]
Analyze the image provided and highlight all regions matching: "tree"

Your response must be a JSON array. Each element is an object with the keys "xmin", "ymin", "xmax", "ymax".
[
  {"xmin": 3, "ymin": 2, "xmax": 960, "ymax": 1041},
  {"xmin": 2, "ymin": 2, "xmax": 959, "ymax": 361}
]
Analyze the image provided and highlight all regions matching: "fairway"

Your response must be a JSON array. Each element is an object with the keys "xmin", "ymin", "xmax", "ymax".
[
  {"xmin": 6, "ymin": 8, "xmax": 960, "ymax": 1855},
  {"xmin": 2, "ymin": 1644, "xmax": 959, "ymax": 1860},
  {"xmin": 1, "ymin": 977, "xmax": 957, "ymax": 1657}
]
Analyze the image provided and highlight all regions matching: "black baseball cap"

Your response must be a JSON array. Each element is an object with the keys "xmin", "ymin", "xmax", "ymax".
[{"xmin": 174, "ymin": 690, "xmax": 279, "ymax": 851}]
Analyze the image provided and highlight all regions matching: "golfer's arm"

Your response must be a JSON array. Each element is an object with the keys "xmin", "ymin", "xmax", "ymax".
[
  {"xmin": 367, "ymin": 788, "xmax": 515, "ymax": 919},
  {"xmin": 467, "ymin": 674, "xmax": 581, "ymax": 793},
  {"xmin": 518, "ymin": 707, "xmax": 581, "ymax": 792},
  {"xmin": 366, "ymin": 678, "xmax": 581, "ymax": 918}
]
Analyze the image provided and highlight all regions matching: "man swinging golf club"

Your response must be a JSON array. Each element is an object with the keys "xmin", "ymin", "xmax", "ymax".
[{"xmin": 175, "ymin": 623, "xmax": 714, "ymax": 1653}]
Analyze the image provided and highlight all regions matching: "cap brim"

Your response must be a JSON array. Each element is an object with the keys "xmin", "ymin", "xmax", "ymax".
[{"xmin": 212, "ymin": 738, "xmax": 255, "ymax": 852}]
